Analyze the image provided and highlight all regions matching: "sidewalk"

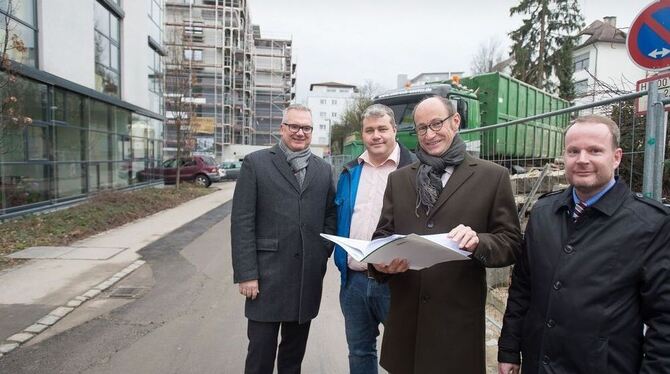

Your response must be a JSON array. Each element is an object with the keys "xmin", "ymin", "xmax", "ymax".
[{"xmin": 0, "ymin": 183, "xmax": 236, "ymax": 357}]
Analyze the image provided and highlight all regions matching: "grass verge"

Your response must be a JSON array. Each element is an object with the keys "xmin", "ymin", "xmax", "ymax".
[{"xmin": 0, "ymin": 185, "xmax": 214, "ymax": 270}]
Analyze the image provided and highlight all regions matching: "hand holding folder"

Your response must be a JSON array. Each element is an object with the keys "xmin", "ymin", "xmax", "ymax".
[{"xmin": 321, "ymin": 233, "xmax": 472, "ymax": 270}]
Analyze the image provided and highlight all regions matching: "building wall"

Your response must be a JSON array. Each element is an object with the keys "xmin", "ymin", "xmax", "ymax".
[
  {"xmin": 573, "ymin": 42, "xmax": 646, "ymax": 107},
  {"xmin": 253, "ymin": 37, "xmax": 295, "ymax": 146},
  {"xmin": 121, "ymin": 0, "xmax": 152, "ymax": 109},
  {"xmin": 0, "ymin": 0, "xmax": 165, "ymax": 219},
  {"xmin": 39, "ymin": 0, "xmax": 96, "ymax": 89},
  {"xmin": 306, "ymin": 85, "xmax": 356, "ymax": 156}
]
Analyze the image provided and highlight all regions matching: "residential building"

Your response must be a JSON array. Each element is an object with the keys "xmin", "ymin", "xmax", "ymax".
[
  {"xmin": 572, "ymin": 16, "xmax": 646, "ymax": 108},
  {"xmin": 253, "ymin": 26, "xmax": 295, "ymax": 146},
  {"xmin": 397, "ymin": 71, "xmax": 464, "ymax": 88},
  {"xmin": 164, "ymin": 0, "xmax": 255, "ymax": 160},
  {"xmin": 0, "ymin": 0, "xmax": 165, "ymax": 219},
  {"xmin": 306, "ymin": 82, "xmax": 357, "ymax": 157}
]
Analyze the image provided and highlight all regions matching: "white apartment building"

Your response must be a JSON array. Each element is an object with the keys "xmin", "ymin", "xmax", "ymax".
[
  {"xmin": 306, "ymin": 82, "xmax": 357, "ymax": 157},
  {"xmin": 573, "ymin": 16, "xmax": 647, "ymax": 108},
  {"xmin": 1, "ymin": 0, "xmax": 166, "ymax": 218},
  {"xmin": 397, "ymin": 72, "xmax": 464, "ymax": 88}
]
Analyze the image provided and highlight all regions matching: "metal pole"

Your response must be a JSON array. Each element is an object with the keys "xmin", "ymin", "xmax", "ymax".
[
  {"xmin": 654, "ymin": 106, "xmax": 667, "ymax": 202},
  {"xmin": 643, "ymin": 80, "xmax": 661, "ymax": 200}
]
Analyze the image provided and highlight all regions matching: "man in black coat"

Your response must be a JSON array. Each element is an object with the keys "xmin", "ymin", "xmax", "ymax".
[
  {"xmin": 231, "ymin": 104, "xmax": 337, "ymax": 374},
  {"xmin": 498, "ymin": 114, "xmax": 670, "ymax": 374}
]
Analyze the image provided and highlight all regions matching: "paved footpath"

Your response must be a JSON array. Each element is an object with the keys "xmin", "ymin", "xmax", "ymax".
[{"xmin": 0, "ymin": 183, "xmax": 236, "ymax": 359}]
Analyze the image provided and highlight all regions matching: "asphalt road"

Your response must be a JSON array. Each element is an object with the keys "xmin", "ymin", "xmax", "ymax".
[{"xmin": 0, "ymin": 202, "xmax": 353, "ymax": 373}]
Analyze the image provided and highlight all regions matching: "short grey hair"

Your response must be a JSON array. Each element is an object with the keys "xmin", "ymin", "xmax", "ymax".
[
  {"xmin": 282, "ymin": 103, "xmax": 312, "ymax": 123},
  {"xmin": 566, "ymin": 114, "xmax": 621, "ymax": 149},
  {"xmin": 362, "ymin": 104, "xmax": 396, "ymax": 127},
  {"xmin": 412, "ymin": 95, "xmax": 456, "ymax": 121}
]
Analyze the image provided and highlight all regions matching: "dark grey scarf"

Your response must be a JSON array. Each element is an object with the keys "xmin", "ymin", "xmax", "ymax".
[
  {"xmin": 278, "ymin": 140, "xmax": 311, "ymax": 187},
  {"xmin": 415, "ymin": 135, "xmax": 466, "ymax": 216}
]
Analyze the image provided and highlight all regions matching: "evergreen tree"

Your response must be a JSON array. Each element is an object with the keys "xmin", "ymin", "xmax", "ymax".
[{"xmin": 509, "ymin": 0, "xmax": 584, "ymax": 99}]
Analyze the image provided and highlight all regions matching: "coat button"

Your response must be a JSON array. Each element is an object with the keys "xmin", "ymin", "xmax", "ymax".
[
  {"xmin": 427, "ymin": 221, "xmax": 434, "ymax": 229},
  {"xmin": 546, "ymin": 319, "xmax": 555, "ymax": 328},
  {"xmin": 563, "ymin": 245, "xmax": 574, "ymax": 254},
  {"xmin": 543, "ymin": 355, "xmax": 550, "ymax": 365},
  {"xmin": 553, "ymin": 281, "xmax": 562, "ymax": 290}
]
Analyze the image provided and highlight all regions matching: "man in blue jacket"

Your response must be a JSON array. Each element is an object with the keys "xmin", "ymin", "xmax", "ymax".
[{"xmin": 334, "ymin": 104, "xmax": 416, "ymax": 374}]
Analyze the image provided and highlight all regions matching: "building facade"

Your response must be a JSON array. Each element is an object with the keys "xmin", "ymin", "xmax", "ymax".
[
  {"xmin": 396, "ymin": 71, "xmax": 465, "ymax": 88},
  {"xmin": 164, "ymin": 0, "xmax": 254, "ymax": 160},
  {"xmin": 253, "ymin": 26, "xmax": 295, "ymax": 147},
  {"xmin": 0, "ymin": 0, "xmax": 165, "ymax": 219},
  {"xmin": 306, "ymin": 82, "xmax": 357, "ymax": 157},
  {"xmin": 572, "ymin": 17, "xmax": 646, "ymax": 108}
]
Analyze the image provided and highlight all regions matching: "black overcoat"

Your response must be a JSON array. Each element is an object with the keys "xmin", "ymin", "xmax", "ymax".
[
  {"xmin": 231, "ymin": 145, "xmax": 337, "ymax": 323},
  {"xmin": 499, "ymin": 181, "xmax": 670, "ymax": 373}
]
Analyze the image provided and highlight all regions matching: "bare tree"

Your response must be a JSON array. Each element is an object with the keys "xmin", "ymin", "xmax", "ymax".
[
  {"xmin": 0, "ymin": 0, "xmax": 32, "ymax": 155},
  {"xmin": 470, "ymin": 37, "xmax": 505, "ymax": 75},
  {"xmin": 330, "ymin": 80, "xmax": 384, "ymax": 154},
  {"xmin": 164, "ymin": 24, "xmax": 198, "ymax": 189}
]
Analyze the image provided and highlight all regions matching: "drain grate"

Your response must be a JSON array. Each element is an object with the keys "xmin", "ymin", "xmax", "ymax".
[{"xmin": 108, "ymin": 287, "xmax": 147, "ymax": 299}]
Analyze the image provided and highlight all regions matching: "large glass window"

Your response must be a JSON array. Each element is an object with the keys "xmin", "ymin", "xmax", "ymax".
[
  {"xmin": 148, "ymin": 0, "xmax": 162, "ymax": 44},
  {"xmin": 0, "ymin": 0, "xmax": 37, "ymax": 67},
  {"xmin": 56, "ymin": 163, "xmax": 84, "ymax": 199},
  {"xmin": 2, "ymin": 164, "xmax": 51, "ymax": 209},
  {"xmin": 573, "ymin": 53, "xmax": 589, "ymax": 72},
  {"xmin": 148, "ymin": 47, "xmax": 163, "ymax": 114},
  {"xmin": 94, "ymin": 1, "xmax": 120, "ymax": 97}
]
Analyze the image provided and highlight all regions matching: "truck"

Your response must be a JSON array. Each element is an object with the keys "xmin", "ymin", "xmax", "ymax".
[{"xmin": 344, "ymin": 72, "xmax": 570, "ymax": 168}]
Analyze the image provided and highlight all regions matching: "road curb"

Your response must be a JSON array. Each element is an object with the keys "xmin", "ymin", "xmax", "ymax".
[{"xmin": 0, "ymin": 259, "xmax": 146, "ymax": 359}]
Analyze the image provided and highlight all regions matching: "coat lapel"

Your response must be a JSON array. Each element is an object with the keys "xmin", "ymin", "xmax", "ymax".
[
  {"xmin": 270, "ymin": 145, "xmax": 301, "ymax": 193},
  {"xmin": 427, "ymin": 156, "xmax": 476, "ymax": 219}
]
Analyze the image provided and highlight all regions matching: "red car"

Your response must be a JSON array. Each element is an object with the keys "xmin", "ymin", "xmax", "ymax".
[{"xmin": 141, "ymin": 156, "xmax": 221, "ymax": 187}]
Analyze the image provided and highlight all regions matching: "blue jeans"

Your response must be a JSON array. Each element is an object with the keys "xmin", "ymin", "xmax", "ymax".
[{"xmin": 339, "ymin": 270, "xmax": 391, "ymax": 374}]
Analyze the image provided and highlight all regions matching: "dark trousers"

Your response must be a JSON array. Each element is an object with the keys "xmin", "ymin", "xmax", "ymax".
[{"xmin": 245, "ymin": 319, "xmax": 311, "ymax": 374}]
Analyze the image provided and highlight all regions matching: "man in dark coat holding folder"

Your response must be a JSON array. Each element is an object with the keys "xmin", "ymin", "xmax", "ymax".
[
  {"xmin": 371, "ymin": 96, "xmax": 522, "ymax": 374},
  {"xmin": 231, "ymin": 104, "xmax": 337, "ymax": 374}
]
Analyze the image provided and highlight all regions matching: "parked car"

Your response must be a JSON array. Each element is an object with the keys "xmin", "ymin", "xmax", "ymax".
[
  {"xmin": 218, "ymin": 161, "xmax": 242, "ymax": 180},
  {"xmin": 140, "ymin": 156, "xmax": 221, "ymax": 187}
]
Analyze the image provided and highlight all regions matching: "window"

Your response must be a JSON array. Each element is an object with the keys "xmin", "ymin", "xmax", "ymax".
[
  {"xmin": 148, "ymin": 47, "xmax": 163, "ymax": 114},
  {"xmin": 327, "ymin": 88, "xmax": 336, "ymax": 92},
  {"xmin": 184, "ymin": 49, "xmax": 203, "ymax": 61},
  {"xmin": 94, "ymin": 1, "xmax": 121, "ymax": 97},
  {"xmin": 0, "ymin": 0, "xmax": 37, "ymax": 67},
  {"xmin": 320, "ymin": 99, "xmax": 327, "ymax": 104},
  {"xmin": 331, "ymin": 99, "xmax": 337, "ymax": 105},
  {"xmin": 320, "ymin": 112, "xmax": 327, "ymax": 118},
  {"xmin": 331, "ymin": 112, "xmax": 337, "ymax": 117},
  {"xmin": 573, "ymin": 53, "xmax": 589, "ymax": 72},
  {"xmin": 184, "ymin": 20, "xmax": 203, "ymax": 42},
  {"xmin": 339, "ymin": 89, "xmax": 348, "ymax": 93},
  {"xmin": 319, "ymin": 124, "xmax": 326, "ymax": 130},
  {"xmin": 574, "ymin": 79, "xmax": 589, "ymax": 96},
  {"xmin": 148, "ymin": 0, "xmax": 163, "ymax": 44}
]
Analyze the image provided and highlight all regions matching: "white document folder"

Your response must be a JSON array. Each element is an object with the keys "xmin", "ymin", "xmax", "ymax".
[{"xmin": 321, "ymin": 233, "xmax": 472, "ymax": 270}]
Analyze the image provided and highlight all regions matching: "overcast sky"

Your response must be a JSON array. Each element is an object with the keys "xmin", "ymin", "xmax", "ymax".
[{"xmin": 248, "ymin": 0, "xmax": 648, "ymax": 101}]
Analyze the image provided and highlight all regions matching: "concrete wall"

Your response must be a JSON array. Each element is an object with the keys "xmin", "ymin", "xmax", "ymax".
[
  {"xmin": 37, "ymin": 0, "xmax": 155, "ymax": 111},
  {"xmin": 222, "ymin": 145, "xmax": 270, "ymax": 162},
  {"xmin": 38, "ymin": 0, "xmax": 96, "ymax": 89},
  {"xmin": 121, "ymin": 0, "xmax": 151, "ymax": 109}
]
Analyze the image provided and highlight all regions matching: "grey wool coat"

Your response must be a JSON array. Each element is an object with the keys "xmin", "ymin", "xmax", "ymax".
[
  {"xmin": 371, "ymin": 154, "xmax": 522, "ymax": 374},
  {"xmin": 231, "ymin": 144, "xmax": 337, "ymax": 324}
]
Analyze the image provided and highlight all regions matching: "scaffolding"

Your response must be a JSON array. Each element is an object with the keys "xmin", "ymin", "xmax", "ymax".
[
  {"xmin": 253, "ymin": 29, "xmax": 296, "ymax": 146},
  {"xmin": 164, "ymin": 0, "xmax": 255, "ymax": 160}
]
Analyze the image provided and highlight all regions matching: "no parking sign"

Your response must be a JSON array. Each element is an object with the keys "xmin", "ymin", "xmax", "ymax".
[{"xmin": 628, "ymin": 0, "xmax": 670, "ymax": 71}]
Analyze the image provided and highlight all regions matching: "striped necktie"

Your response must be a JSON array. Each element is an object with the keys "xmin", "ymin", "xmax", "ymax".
[{"xmin": 572, "ymin": 201, "xmax": 588, "ymax": 222}]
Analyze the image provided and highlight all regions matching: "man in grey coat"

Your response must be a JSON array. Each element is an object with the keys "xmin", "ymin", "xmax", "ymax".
[{"xmin": 231, "ymin": 104, "xmax": 337, "ymax": 374}]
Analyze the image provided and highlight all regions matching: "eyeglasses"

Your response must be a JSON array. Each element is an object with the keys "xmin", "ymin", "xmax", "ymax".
[
  {"xmin": 415, "ymin": 113, "xmax": 455, "ymax": 136},
  {"xmin": 283, "ymin": 123, "xmax": 313, "ymax": 134}
]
